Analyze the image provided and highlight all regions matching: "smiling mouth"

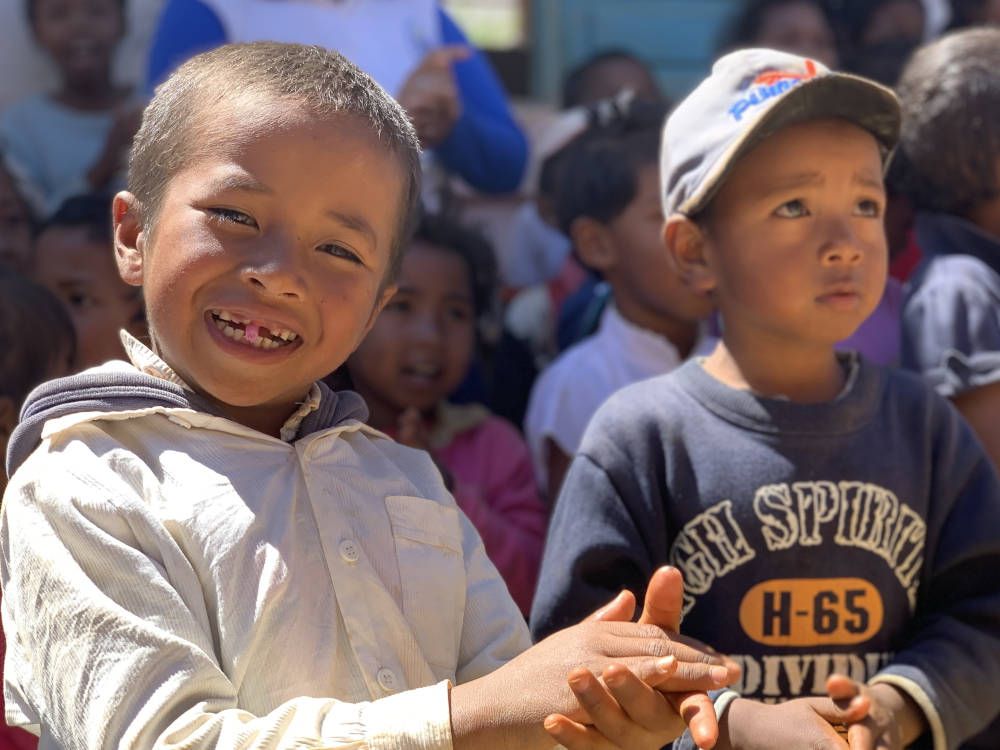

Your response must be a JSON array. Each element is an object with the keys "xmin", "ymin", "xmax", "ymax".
[
  {"xmin": 209, "ymin": 310, "xmax": 300, "ymax": 350},
  {"xmin": 402, "ymin": 363, "xmax": 442, "ymax": 380}
]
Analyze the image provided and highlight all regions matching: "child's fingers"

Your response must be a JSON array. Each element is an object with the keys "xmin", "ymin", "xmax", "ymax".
[
  {"xmin": 543, "ymin": 713, "xmax": 614, "ymax": 750},
  {"xmin": 601, "ymin": 663, "xmax": 679, "ymax": 733},
  {"xmin": 847, "ymin": 720, "xmax": 878, "ymax": 750},
  {"xmin": 566, "ymin": 667, "xmax": 654, "ymax": 748},
  {"xmin": 586, "ymin": 589, "xmax": 637, "ymax": 623},
  {"xmin": 637, "ymin": 566, "xmax": 684, "ymax": 632},
  {"xmin": 803, "ymin": 695, "xmax": 872, "ymax": 731},
  {"xmin": 823, "ymin": 674, "xmax": 871, "ymax": 725},
  {"xmin": 668, "ymin": 691, "xmax": 719, "ymax": 750}
]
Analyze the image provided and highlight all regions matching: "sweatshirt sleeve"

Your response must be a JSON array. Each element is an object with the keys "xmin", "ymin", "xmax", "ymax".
[
  {"xmin": 432, "ymin": 9, "xmax": 528, "ymax": 193},
  {"xmin": 869, "ymin": 396, "xmax": 1000, "ymax": 750},
  {"xmin": 0, "ymin": 456, "xmax": 453, "ymax": 750},
  {"xmin": 529, "ymin": 452, "xmax": 660, "ymax": 641},
  {"xmin": 902, "ymin": 271, "xmax": 1000, "ymax": 396}
]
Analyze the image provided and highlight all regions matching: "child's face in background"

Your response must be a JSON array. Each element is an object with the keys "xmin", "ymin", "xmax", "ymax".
[
  {"xmin": 348, "ymin": 242, "xmax": 475, "ymax": 418},
  {"xmin": 699, "ymin": 119, "xmax": 888, "ymax": 350},
  {"xmin": 0, "ymin": 168, "xmax": 34, "ymax": 273},
  {"xmin": 31, "ymin": 0, "xmax": 124, "ymax": 89},
  {"xmin": 34, "ymin": 225, "xmax": 144, "ymax": 369},
  {"xmin": 754, "ymin": 1, "xmax": 839, "ymax": 68},
  {"xmin": 117, "ymin": 105, "xmax": 401, "ymax": 426},
  {"xmin": 606, "ymin": 164, "xmax": 713, "ymax": 332}
]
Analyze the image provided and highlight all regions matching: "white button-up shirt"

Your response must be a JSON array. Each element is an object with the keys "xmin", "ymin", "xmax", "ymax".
[{"xmin": 1, "ymin": 341, "xmax": 530, "ymax": 749}]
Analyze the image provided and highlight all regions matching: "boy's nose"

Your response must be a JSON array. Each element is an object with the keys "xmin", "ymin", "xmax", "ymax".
[
  {"xmin": 240, "ymin": 244, "xmax": 308, "ymax": 300},
  {"xmin": 819, "ymin": 222, "xmax": 863, "ymax": 266}
]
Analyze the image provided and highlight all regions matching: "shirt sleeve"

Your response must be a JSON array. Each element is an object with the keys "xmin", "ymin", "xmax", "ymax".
[
  {"xmin": 902, "ymin": 273, "xmax": 1000, "ymax": 396},
  {"xmin": 869, "ymin": 394, "xmax": 1000, "ymax": 750},
  {"xmin": 0, "ymin": 453, "xmax": 454, "ymax": 750},
  {"xmin": 431, "ymin": 9, "xmax": 528, "ymax": 194},
  {"xmin": 146, "ymin": 0, "xmax": 227, "ymax": 91}
]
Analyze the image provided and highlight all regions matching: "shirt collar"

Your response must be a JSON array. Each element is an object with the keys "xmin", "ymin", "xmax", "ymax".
[{"xmin": 118, "ymin": 330, "xmax": 323, "ymax": 443}]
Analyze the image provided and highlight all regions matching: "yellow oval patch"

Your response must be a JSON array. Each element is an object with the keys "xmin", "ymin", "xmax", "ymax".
[{"xmin": 738, "ymin": 578, "xmax": 883, "ymax": 646}]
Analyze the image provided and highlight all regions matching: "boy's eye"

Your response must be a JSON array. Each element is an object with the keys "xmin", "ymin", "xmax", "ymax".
[
  {"xmin": 774, "ymin": 200, "xmax": 809, "ymax": 218},
  {"xmin": 207, "ymin": 207, "xmax": 257, "ymax": 228},
  {"xmin": 67, "ymin": 291, "xmax": 97, "ymax": 310},
  {"xmin": 319, "ymin": 243, "xmax": 363, "ymax": 264},
  {"xmin": 447, "ymin": 304, "xmax": 473, "ymax": 323},
  {"xmin": 856, "ymin": 199, "xmax": 882, "ymax": 218},
  {"xmin": 386, "ymin": 298, "xmax": 412, "ymax": 313}
]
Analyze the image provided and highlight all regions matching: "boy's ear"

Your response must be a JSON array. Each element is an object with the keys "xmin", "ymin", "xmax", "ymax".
[
  {"xmin": 663, "ymin": 215, "xmax": 716, "ymax": 295},
  {"xmin": 570, "ymin": 216, "xmax": 617, "ymax": 273},
  {"xmin": 113, "ymin": 192, "xmax": 146, "ymax": 288}
]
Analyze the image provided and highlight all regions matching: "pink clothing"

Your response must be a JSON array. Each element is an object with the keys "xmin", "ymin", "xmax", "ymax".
[{"xmin": 432, "ymin": 406, "xmax": 546, "ymax": 617}]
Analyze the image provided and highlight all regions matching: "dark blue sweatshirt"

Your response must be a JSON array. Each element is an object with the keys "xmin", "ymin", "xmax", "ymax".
[{"xmin": 531, "ymin": 358, "xmax": 1000, "ymax": 749}]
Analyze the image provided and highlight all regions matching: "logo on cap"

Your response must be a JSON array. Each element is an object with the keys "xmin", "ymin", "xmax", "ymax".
[{"xmin": 729, "ymin": 60, "xmax": 819, "ymax": 122}]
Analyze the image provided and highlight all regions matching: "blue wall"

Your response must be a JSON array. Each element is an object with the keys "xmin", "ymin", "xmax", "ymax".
[{"xmin": 532, "ymin": 0, "xmax": 742, "ymax": 103}]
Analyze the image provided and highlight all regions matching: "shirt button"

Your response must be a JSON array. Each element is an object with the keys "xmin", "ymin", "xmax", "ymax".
[
  {"xmin": 377, "ymin": 667, "xmax": 398, "ymax": 692},
  {"xmin": 339, "ymin": 539, "xmax": 360, "ymax": 563}
]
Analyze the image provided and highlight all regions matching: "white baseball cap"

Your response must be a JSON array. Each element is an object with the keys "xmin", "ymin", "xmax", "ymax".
[{"xmin": 661, "ymin": 48, "xmax": 901, "ymax": 217}]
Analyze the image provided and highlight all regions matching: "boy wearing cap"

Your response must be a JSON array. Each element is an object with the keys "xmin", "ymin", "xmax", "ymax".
[{"xmin": 531, "ymin": 49, "xmax": 1000, "ymax": 749}]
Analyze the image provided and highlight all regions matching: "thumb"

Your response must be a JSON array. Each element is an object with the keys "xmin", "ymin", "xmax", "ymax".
[
  {"xmin": 638, "ymin": 566, "xmax": 684, "ymax": 631},
  {"xmin": 586, "ymin": 589, "xmax": 637, "ymax": 622},
  {"xmin": 804, "ymin": 694, "xmax": 871, "ymax": 727},
  {"xmin": 419, "ymin": 44, "xmax": 472, "ymax": 70}
]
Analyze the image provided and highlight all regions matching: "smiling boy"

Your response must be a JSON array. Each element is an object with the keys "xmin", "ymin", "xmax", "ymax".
[
  {"xmin": 0, "ymin": 43, "xmax": 738, "ymax": 750},
  {"xmin": 532, "ymin": 49, "xmax": 1000, "ymax": 749}
]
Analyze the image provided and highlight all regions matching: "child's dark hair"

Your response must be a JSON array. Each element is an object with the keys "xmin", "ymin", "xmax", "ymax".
[
  {"xmin": 129, "ymin": 42, "xmax": 422, "ymax": 283},
  {"xmin": 554, "ymin": 95, "xmax": 670, "ymax": 235},
  {"xmin": 41, "ymin": 194, "xmax": 113, "ymax": 244},
  {"xmin": 413, "ymin": 212, "xmax": 497, "ymax": 321},
  {"xmin": 25, "ymin": 0, "xmax": 125, "ymax": 27},
  {"xmin": 718, "ymin": 0, "xmax": 833, "ymax": 52},
  {"xmin": 563, "ymin": 50, "xmax": 656, "ymax": 108},
  {"xmin": 0, "ymin": 269, "xmax": 75, "ymax": 406},
  {"xmin": 890, "ymin": 28, "xmax": 1000, "ymax": 216}
]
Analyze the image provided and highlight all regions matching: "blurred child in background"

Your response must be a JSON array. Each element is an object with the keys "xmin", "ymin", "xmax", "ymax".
[
  {"xmin": 0, "ymin": 270, "xmax": 75, "ymax": 494},
  {"xmin": 832, "ymin": 0, "xmax": 926, "ymax": 86},
  {"xmin": 0, "ymin": 268, "xmax": 74, "ymax": 750},
  {"xmin": 345, "ymin": 212, "xmax": 547, "ymax": 616},
  {"xmin": 898, "ymin": 28, "xmax": 1000, "ymax": 475},
  {"xmin": 562, "ymin": 49, "xmax": 665, "ymax": 109},
  {"xmin": 718, "ymin": 0, "xmax": 839, "ymax": 67},
  {"xmin": 0, "ymin": 0, "xmax": 142, "ymax": 217},
  {"xmin": 0, "ymin": 159, "xmax": 34, "ymax": 273},
  {"xmin": 33, "ymin": 194, "xmax": 145, "ymax": 370},
  {"xmin": 524, "ymin": 96, "xmax": 712, "ymax": 503}
]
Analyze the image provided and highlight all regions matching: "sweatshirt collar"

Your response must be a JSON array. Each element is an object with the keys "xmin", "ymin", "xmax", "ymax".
[{"xmin": 119, "ymin": 331, "xmax": 323, "ymax": 442}]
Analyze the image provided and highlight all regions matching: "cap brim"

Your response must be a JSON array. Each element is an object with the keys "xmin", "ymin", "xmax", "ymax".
[{"xmin": 679, "ymin": 74, "xmax": 901, "ymax": 216}]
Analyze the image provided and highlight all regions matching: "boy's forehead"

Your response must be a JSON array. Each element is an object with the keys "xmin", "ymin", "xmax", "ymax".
[{"xmin": 720, "ymin": 118, "xmax": 885, "ymax": 196}]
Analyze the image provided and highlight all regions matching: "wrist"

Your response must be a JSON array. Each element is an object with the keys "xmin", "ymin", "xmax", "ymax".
[
  {"xmin": 868, "ymin": 682, "xmax": 928, "ymax": 745},
  {"xmin": 715, "ymin": 697, "xmax": 758, "ymax": 750}
]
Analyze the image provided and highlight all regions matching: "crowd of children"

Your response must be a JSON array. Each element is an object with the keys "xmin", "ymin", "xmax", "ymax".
[{"xmin": 1, "ymin": 0, "xmax": 1000, "ymax": 748}]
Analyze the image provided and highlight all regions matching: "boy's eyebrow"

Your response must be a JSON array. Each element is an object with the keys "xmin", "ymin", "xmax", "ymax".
[
  {"xmin": 325, "ymin": 209, "xmax": 377, "ymax": 249},
  {"xmin": 757, "ymin": 171, "xmax": 886, "ymax": 196}
]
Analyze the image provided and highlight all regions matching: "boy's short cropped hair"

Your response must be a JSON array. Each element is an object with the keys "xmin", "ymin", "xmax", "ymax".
[
  {"xmin": 891, "ymin": 28, "xmax": 1000, "ymax": 216},
  {"xmin": 554, "ymin": 94, "xmax": 670, "ymax": 235},
  {"xmin": 0, "ymin": 269, "xmax": 75, "ymax": 406},
  {"xmin": 129, "ymin": 42, "xmax": 422, "ymax": 280},
  {"xmin": 660, "ymin": 48, "xmax": 900, "ymax": 220}
]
